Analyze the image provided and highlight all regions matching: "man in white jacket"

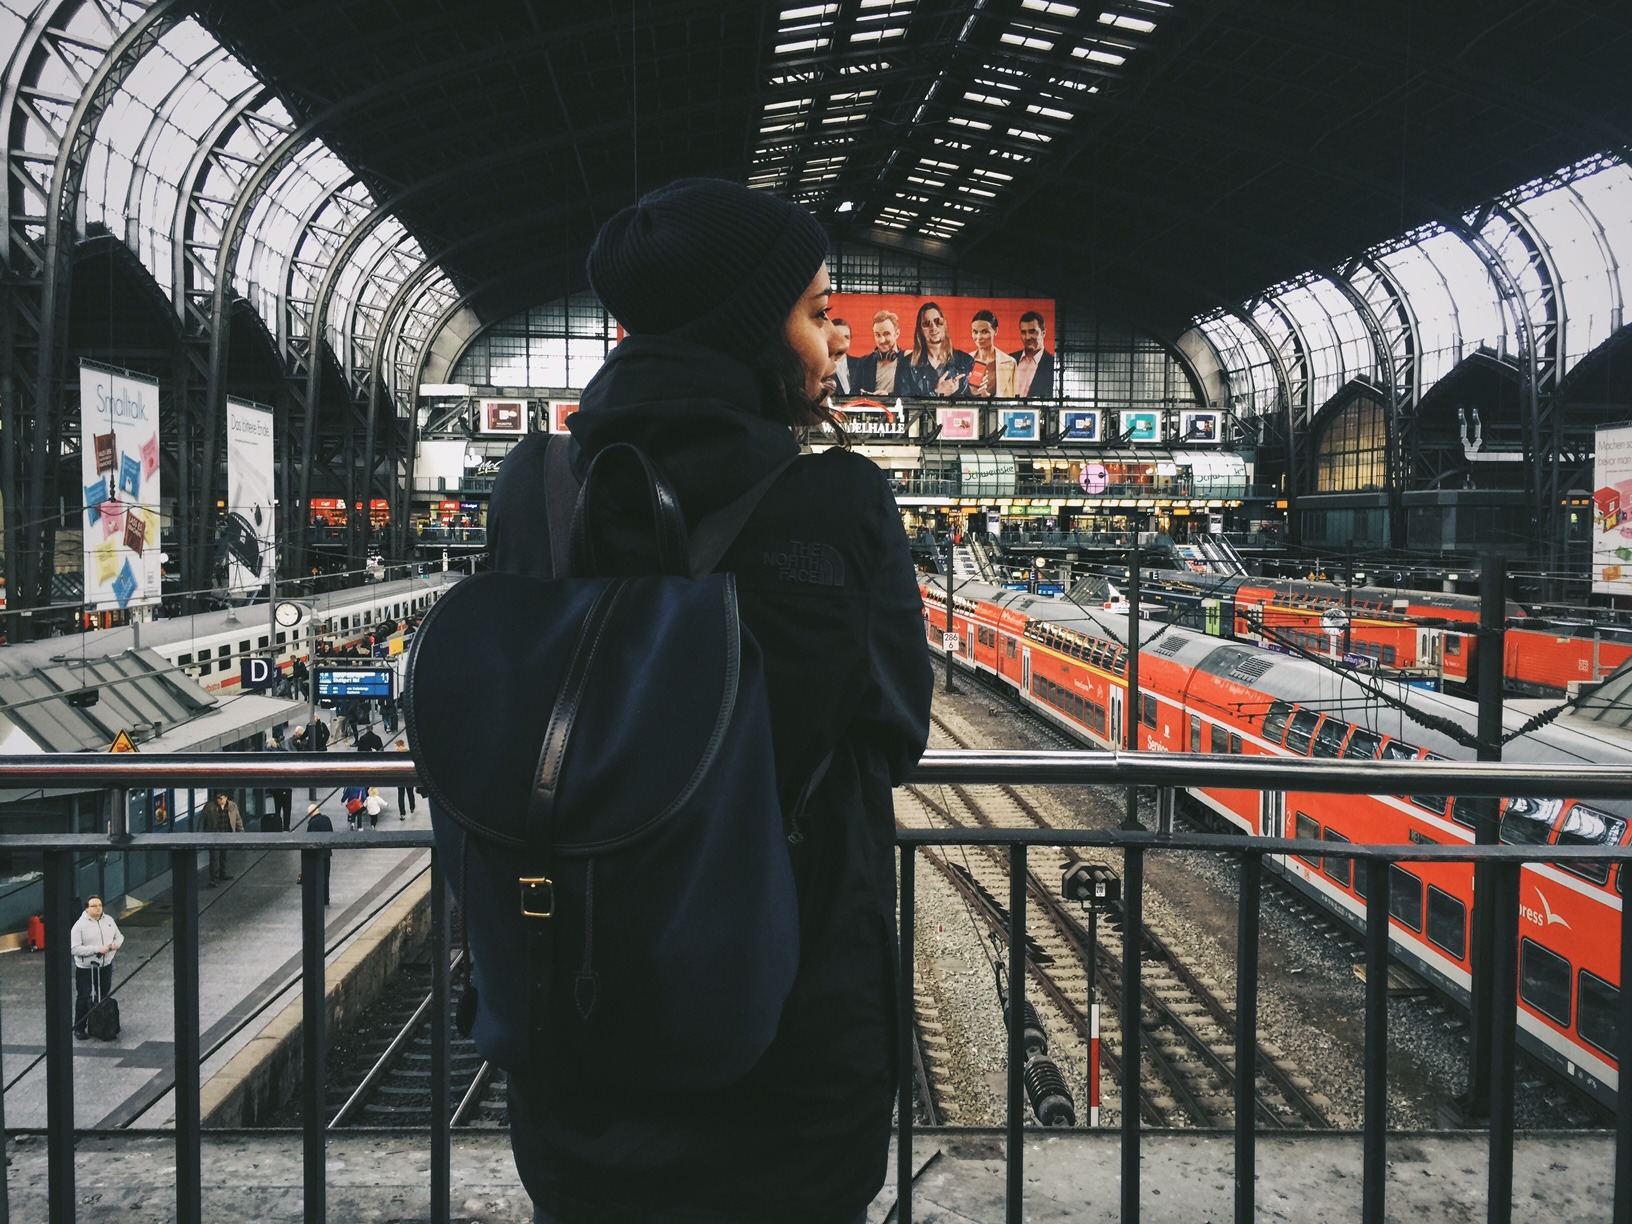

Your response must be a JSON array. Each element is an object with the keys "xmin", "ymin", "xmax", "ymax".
[{"xmin": 71, "ymin": 895, "xmax": 123, "ymax": 1039}]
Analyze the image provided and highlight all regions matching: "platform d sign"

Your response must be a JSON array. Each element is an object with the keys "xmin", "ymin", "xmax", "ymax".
[{"xmin": 240, "ymin": 656, "xmax": 277, "ymax": 692}]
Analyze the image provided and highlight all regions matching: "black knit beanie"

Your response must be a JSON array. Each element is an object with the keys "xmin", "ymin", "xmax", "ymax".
[{"xmin": 586, "ymin": 178, "xmax": 829, "ymax": 361}]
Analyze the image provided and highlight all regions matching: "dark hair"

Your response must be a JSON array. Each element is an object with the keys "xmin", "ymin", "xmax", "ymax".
[
  {"xmin": 971, "ymin": 309, "xmax": 999, "ymax": 329},
  {"xmin": 1019, "ymin": 310, "xmax": 1045, "ymax": 329},
  {"xmin": 751, "ymin": 336, "xmax": 851, "ymax": 449},
  {"xmin": 830, "ymin": 316, "xmax": 850, "ymax": 329},
  {"xmin": 911, "ymin": 300, "xmax": 948, "ymax": 368}
]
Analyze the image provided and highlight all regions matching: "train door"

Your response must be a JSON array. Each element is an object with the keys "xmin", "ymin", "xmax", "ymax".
[
  {"xmin": 1111, "ymin": 690, "xmax": 1124, "ymax": 746},
  {"xmin": 966, "ymin": 623, "xmax": 976, "ymax": 663},
  {"xmin": 1021, "ymin": 644, "xmax": 1031, "ymax": 696},
  {"xmin": 1417, "ymin": 627, "xmax": 1443, "ymax": 676},
  {"xmin": 1260, "ymin": 787, "xmax": 1286, "ymax": 854}
]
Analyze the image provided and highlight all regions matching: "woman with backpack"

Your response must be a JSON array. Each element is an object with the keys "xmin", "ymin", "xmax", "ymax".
[{"xmin": 475, "ymin": 179, "xmax": 933, "ymax": 1224}]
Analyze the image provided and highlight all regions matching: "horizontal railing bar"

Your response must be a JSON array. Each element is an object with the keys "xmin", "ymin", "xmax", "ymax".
[
  {"xmin": 2, "ymin": 829, "xmax": 1630, "ymax": 865},
  {"xmin": 0, "ymin": 750, "xmax": 1627, "ymax": 797}
]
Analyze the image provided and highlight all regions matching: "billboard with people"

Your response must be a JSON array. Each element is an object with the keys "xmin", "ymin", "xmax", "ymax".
[{"xmin": 828, "ymin": 294, "xmax": 1057, "ymax": 402}]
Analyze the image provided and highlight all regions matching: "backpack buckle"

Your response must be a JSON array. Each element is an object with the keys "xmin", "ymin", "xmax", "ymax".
[{"xmin": 519, "ymin": 876, "xmax": 555, "ymax": 919}]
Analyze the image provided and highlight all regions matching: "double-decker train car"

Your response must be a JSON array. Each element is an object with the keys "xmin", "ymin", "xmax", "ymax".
[
  {"xmin": 0, "ymin": 571, "xmax": 462, "ymax": 695},
  {"xmin": 1134, "ymin": 568, "xmax": 1632, "ymax": 697},
  {"xmin": 922, "ymin": 573, "xmax": 1631, "ymax": 1109}
]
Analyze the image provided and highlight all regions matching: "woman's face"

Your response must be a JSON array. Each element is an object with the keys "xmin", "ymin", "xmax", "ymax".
[
  {"xmin": 783, "ymin": 262, "xmax": 839, "ymax": 404},
  {"xmin": 970, "ymin": 319, "xmax": 996, "ymax": 352}
]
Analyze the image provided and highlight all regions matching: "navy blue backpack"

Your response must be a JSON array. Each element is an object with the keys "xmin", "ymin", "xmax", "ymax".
[{"xmin": 405, "ymin": 440, "xmax": 805, "ymax": 1090}]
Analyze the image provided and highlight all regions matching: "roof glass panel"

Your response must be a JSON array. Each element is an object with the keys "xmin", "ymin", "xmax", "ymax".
[
  {"xmin": 1376, "ymin": 227, "xmax": 1509, "ymax": 393},
  {"xmin": 1198, "ymin": 313, "xmax": 1277, "ymax": 418}
]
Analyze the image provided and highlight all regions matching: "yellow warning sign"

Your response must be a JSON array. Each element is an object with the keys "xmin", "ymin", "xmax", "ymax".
[{"xmin": 109, "ymin": 730, "xmax": 138, "ymax": 753}]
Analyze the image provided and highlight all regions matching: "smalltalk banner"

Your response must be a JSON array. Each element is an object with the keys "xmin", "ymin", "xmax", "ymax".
[{"xmin": 78, "ymin": 362, "xmax": 162, "ymax": 611}]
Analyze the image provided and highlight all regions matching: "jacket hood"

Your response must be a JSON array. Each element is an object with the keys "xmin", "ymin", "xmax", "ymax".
[{"xmin": 568, "ymin": 334, "xmax": 800, "ymax": 521}]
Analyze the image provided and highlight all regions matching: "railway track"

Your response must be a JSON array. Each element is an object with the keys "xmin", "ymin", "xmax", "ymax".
[
  {"xmin": 325, "ymin": 955, "xmax": 507, "ymax": 1130},
  {"xmin": 903, "ymin": 710, "xmax": 1334, "ymax": 1130}
]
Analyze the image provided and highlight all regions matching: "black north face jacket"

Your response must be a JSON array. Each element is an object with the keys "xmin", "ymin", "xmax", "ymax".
[{"xmin": 484, "ymin": 335, "xmax": 933, "ymax": 1224}]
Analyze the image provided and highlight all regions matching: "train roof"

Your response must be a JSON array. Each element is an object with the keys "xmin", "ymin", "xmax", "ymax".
[{"xmin": 0, "ymin": 571, "xmax": 460, "ymax": 676}]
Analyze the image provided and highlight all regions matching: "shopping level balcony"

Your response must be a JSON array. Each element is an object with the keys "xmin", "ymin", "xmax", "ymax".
[{"xmin": 1, "ymin": 751, "xmax": 1630, "ymax": 1224}]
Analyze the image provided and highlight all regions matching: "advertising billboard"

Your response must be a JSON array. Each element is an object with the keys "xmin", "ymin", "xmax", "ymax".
[
  {"xmin": 999, "ymin": 408, "xmax": 1040, "ymax": 441},
  {"xmin": 1592, "ymin": 423, "xmax": 1632, "ymax": 595},
  {"xmin": 480, "ymin": 399, "xmax": 527, "ymax": 434},
  {"xmin": 1121, "ymin": 410, "xmax": 1162, "ymax": 443},
  {"xmin": 79, "ymin": 362, "xmax": 162, "ymax": 611},
  {"xmin": 1060, "ymin": 410, "xmax": 1101, "ymax": 442},
  {"xmin": 225, "ymin": 398, "xmax": 275, "ymax": 595},
  {"xmin": 549, "ymin": 401, "xmax": 580, "ymax": 434},
  {"xmin": 828, "ymin": 293, "xmax": 1057, "ymax": 400},
  {"xmin": 936, "ymin": 406, "xmax": 979, "ymax": 440},
  {"xmin": 1179, "ymin": 410, "xmax": 1220, "ymax": 443}
]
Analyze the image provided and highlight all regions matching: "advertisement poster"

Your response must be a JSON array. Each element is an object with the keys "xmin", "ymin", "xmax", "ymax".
[
  {"xmin": 1061, "ymin": 410, "xmax": 1100, "ymax": 442},
  {"xmin": 79, "ymin": 363, "xmax": 162, "ymax": 611},
  {"xmin": 1121, "ymin": 410, "xmax": 1162, "ymax": 443},
  {"xmin": 999, "ymin": 409, "xmax": 1040, "ymax": 441},
  {"xmin": 1592, "ymin": 423, "xmax": 1632, "ymax": 595},
  {"xmin": 827, "ymin": 293, "xmax": 1056, "ymax": 400},
  {"xmin": 225, "ymin": 399, "xmax": 275, "ymax": 595},
  {"xmin": 937, "ymin": 406, "xmax": 978, "ymax": 440},
  {"xmin": 549, "ymin": 401, "xmax": 580, "ymax": 434},
  {"xmin": 481, "ymin": 399, "xmax": 527, "ymax": 435},
  {"xmin": 1180, "ymin": 410, "xmax": 1220, "ymax": 442}
]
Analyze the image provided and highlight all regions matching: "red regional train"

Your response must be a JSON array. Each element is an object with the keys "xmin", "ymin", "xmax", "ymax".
[
  {"xmin": 922, "ymin": 574, "xmax": 1632, "ymax": 1108},
  {"xmin": 1136, "ymin": 569, "xmax": 1632, "ymax": 698}
]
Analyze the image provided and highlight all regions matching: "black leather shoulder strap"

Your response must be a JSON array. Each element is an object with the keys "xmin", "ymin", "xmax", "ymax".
[
  {"xmin": 543, "ymin": 435, "xmax": 580, "ymax": 580},
  {"xmin": 686, "ymin": 456, "xmax": 798, "ymax": 578}
]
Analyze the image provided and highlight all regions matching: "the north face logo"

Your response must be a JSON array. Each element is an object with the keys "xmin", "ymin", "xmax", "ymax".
[{"xmin": 763, "ymin": 541, "xmax": 845, "ymax": 586}]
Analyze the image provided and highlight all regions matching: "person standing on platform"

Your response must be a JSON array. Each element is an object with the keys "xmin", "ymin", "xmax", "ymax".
[
  {"xmin": 354, "ymin": 723, "xmax": 384, "ymax": 754},
  {"xmin": 475, "ymin": 177, "xmax": 933, "ymax": 1224},
  {"xmin": 70, "ymin": 895, "xmax": 123, "ymax": 1039},
  {"xmin": 311, "ymin": 716, "xmax": 331, "ymax": 753},
  {"xmin": 394, "ymin": 739, "xmax": 417, "ymax": 820},
  {"xmin": 291, "ymin": 657, "xmax": 310, "ymax": 702},
  {"xmin": 266, "ymin": 732, "xmax": 293, "ymax": 831},
  {"xmin": 200, "ymin": 791, "xmax": 243, "ymax": 886},
  {"xmin": 302, "ymin": 803, "xmax": 333, "ymax": 906}
]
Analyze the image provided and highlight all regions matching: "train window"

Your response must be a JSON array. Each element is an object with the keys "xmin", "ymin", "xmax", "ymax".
[
  {"xmin": 1450, "ymin": 798, "xmax": 1485, "ymax": 830},
  {"xmin": 1578, "ymin": 971, "xmax": 1618, "ymax": 1057},
  {"xmin": 1191, "ymin": 717, "xmax": 1202, "ymax": 754},
  {"xmin": 1284, "ymin": 709, "xmax": 1321, "ymax": 755},
  {"xmin": 1261, "ymin": 700, "xmax": 1293, "ymax": 744},
  {"xmin": 1320, "ymin": 829, "xmax": 1352, "ymax": 887},
  {"xmin": 1353, "ymin": 852, "xmax": 1368, "ymax": 900},
  {"xmin": 1007, "ymin": 637, "xmax": 1017, "ymax": 659},
  {"xmin": 177, "ymin": 653, "xmax": 191, "ymax": 666},
  {"xmin": 1445, "ymin": 637, "xmax": 1461, "ymax": 656},
  {"xmin": 1211, "ymin": 723, "xmax": 1230, "ymax": 754},
  {"xmin": 1408, "ymin": 752, "xmax": 1450, "ymax": 816},
  {"xmin": 1343, "ymin": 728, "xmax": 1382, "ymax": 759},
  {"xmin": 257, "ymin": 635, "xmax": 268, "ymax": 650},
  {"xmin": 1388, "ymin": 865, "xmax": 1423, "ymax": 931},
  {"xmin": 217, "ymin": 645, "xmax": 230, "ymax": 659},
  {"xmin": 1518, "ymin": 939, "xmax": 1572, "ymax": 1028},
  {"xmin": 1499, "ymin": 797, "xmax": 1563, "ymax": 846},
  {"xmin": 198, "ymin": 659, "xmax": 211, "ymax": 675},
  {"xmin": 1381, "ymin": 646, "xmax": 1397, "ymax": 666},
  {"xmin": 239, "ymin": 640, "xmax": 250, "ymax": 656},
  {"xmin": 1379, "ymin": 739, "xmax": 1417, "ymax": 762},
  {"xmin": 1311, "ymin": 719, "xmax": 1349, "ymax": 758},
  {"xmin": 1293, "ymin": 813, "xmax": 1321, "ymax": 866},
  {"xmin": 275, "ymin": 632, "xmax": 286, "ymax": 647},
  {"xmin": 1426, "ymin": 887, "xmax": 1466, "ymax": 960},
  {"xmin": 1140, "ymin": 692, "xmax": 1157, "ymax": 729},
  {"xmin": 1230, "ymin": 733, "xmax": 1242, "ymax": 754},
  {"xmin": 1555, "ymin": 804, "xmax": 1626, "ymax": 886}
]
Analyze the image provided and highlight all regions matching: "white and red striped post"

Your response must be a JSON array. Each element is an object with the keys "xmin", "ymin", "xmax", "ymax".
[{"xmin": 1089, "ymin": 1001, "xmax": 1101, "ymax": 1127}]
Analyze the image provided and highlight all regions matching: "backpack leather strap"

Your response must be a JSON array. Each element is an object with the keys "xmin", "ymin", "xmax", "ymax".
[
  {"xmin": 543, "ymin": 435, "xmax": 580, "ymax": 580},
  {"xmin": 685, "ymin": 457, "xmax": 796, "ymax": 578},
  {"xmin": 520, "ymin": 579, "xmax": 626, "ymax": 1053}
]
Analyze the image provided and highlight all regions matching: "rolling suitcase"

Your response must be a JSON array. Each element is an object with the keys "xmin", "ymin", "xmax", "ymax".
[{"xmin": 86, "ymin": 975, "xmax": 120, "ymax": 1041}]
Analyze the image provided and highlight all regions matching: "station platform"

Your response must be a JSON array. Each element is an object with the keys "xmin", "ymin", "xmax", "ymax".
[
  {"xmin": 1, "ymin": 1127, "xmax": 1614, "ymax": 1221},
  {"xmin": 0, "ymin": 730, "xmax": 433, "ymax": 1132}
]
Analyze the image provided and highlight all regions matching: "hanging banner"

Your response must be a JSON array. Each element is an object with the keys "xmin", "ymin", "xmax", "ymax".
[
  {"xmin": 79, "ymin": 363, "xmax": 162, "ymax": 611},
  {"xmin": 225, "ymin": 399, "xmax": 275, "ymax": 595},
  {"xmin": 1592, "ymin": 423, "xmax": 1632, "ymax": 596}
]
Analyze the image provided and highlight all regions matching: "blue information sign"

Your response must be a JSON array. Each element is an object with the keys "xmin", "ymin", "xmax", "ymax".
[{"xmin": 316, "ymin": 667, "xmax": 395, "ymax": 699}]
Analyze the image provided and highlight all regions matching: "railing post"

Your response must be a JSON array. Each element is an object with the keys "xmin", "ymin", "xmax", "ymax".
[
  {"xmin": 172, "ymin": 848, "xmax": 202, "ymax": 1224},
  {"xmin": 301, "ymin": 847, "xmax": 326, "ymax": 1224},
  {"xmin": 1007, "ymin": 843, "xmax": 1026, "ymax": 1224},
  {"xmin": 431, "ymin": 854, "xmax": 451, "ymax": 1224},
  {"xmin": 1121, "ymin": 845, "xmax": 1143, "ymax": 1224},
  {"xmin": 1234, "ymin": 852, "xmax": 1261, "ymax": 1223},
  {"xmin": 1363, "ymin": 857, "xmax": 1389, "ymax": 1224},
  {"xmin": 44, "ymin": 850, "xmax": 74, "ymax": 1224},
  {"xmin": 1616, "ymin": 876, "xmax": 1632, "ymax": 1223},
  {"xmin": 1487, "ymin": 860, "xmax": 1521, "ymax": 1224},
  {"xmin": 898, "ymin": 846, "xmax": 917, "ymax": 1224}
]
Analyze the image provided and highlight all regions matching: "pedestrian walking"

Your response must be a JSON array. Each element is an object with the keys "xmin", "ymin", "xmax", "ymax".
[
  {"xmin": 71, "ymin": 895, "xmax": 124, "ymax": 1039},
  {"xmin": 364, "ymin": 787, "xmax": 386, "ymax": 830},
  {"xmin": 199, "ymin": 791, "xmax": 244, "ymax": 886},
  {"xmin": 394, "ymin": 739, "xmax": 416, "ymax": 819}
]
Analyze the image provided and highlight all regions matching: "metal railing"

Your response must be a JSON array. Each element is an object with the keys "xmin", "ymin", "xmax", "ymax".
[{"xmin": 3, "ymin": 751, "xmax": 1632, "ymax": 1224}]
